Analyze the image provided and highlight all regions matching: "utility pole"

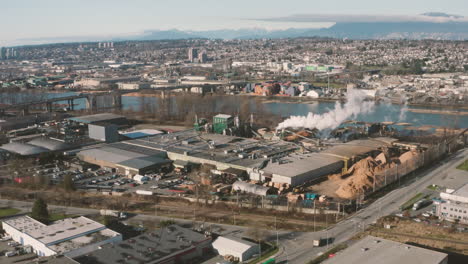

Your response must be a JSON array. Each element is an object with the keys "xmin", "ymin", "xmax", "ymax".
[
  {"xmin": 336, "ymin": 202, "xmax": 340, "ymax": 222},
  {"xmin": 313, "ymin": 200, "xmax": 316, "ymax": 232},
  {"xmin": 397, "ymin": 164, "xmax": 400, "ymax": 186},
  {"xmin": 326, "ymin": 229, "xmax": 329, "ymax": 250},
  {"xmin": 275, "ymin": 216, "xmax": 279, "ymax": 247}
]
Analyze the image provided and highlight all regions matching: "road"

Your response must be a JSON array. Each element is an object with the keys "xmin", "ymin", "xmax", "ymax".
[
  {"xmin": 273, "ymin": 148, "xmax": 468, "ymax": 264},
  {"xmin": 0, "ymin": 148, "xmax": 466, "ymax": 264}
]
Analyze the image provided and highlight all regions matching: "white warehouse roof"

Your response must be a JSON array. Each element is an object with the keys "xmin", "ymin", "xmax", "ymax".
[
  {"xmin": 0, "ymin": 142, "xmax": 49, "ymax": 155},
  {"xmin": 212, "ymin": 236, "xmax": 259, "ymax": 261},
  {"xmin": 324, "ymin": 236, "xmax": 448, "ymax": 264},
  {"xmin": 28, "ymin": 137, "xmax": 71, "ymax": 151}
]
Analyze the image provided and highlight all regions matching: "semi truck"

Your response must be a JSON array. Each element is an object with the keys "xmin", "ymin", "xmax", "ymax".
[
  {"xmin": 100, "ymin": 209, "xmax": 128, "ymax": 219},
  {"xmin": 313, "ymin": 237, "xmax": 333, "ymax": 247}
]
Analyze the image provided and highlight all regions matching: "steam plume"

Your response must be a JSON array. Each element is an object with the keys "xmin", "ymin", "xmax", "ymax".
[
  {"xmin": 277, "ymin": 89, "xmax": 374, "ymax": 131},
  {"xmin": 398, "ymin": 96, "xmax": 408, "ymax": 121}
]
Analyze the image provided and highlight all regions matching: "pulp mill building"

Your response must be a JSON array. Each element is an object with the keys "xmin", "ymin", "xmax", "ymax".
[{"xmin": 77, "ymin": 129, "xmax": 396, "ymax": 187}]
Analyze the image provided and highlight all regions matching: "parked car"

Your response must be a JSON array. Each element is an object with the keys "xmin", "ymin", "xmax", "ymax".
[{"xmin": 7, "ymin": 241, "xmax": 19, "ymax": 246}]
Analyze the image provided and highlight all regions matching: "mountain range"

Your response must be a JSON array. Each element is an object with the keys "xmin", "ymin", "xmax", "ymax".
[
  {"xmin": 113, "ymin": 13, "xmax": 467, "ymax": 41},
  {"xmin": 123, "ymin": 20, "xmax": 468, "ymax": 41},
  {"xmin": 12, "ymin": 13, "xmax": 468, "ymax": 46}
]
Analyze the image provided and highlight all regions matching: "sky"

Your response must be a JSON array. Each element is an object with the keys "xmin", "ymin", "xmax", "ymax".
[{"xmin": 1, "ymin": 0, "xmax": 467, "ymax": 45}]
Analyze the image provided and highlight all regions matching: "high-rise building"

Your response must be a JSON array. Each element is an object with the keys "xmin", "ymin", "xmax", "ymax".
[
  {"xmin": 0, "ymin": 47, "xmax": 17, "ymax": 60},
  {"xmin": 198, "ymin": 50, "xmax": 208, "ymax": 63},
  {"xmin": 0, "ymin": 47, "xmax": 6, "ymax": 60},
  {"xmin": 188, "ymin": 48, "xmax": 198, "ymax": 62}
]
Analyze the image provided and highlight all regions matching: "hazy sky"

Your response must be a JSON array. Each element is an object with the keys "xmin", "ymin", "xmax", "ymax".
[{"xmin": 1, "ymin": 0, "xmax": 467, "ymax": 45}]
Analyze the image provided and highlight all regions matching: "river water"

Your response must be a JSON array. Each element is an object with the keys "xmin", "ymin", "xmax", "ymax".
[{"xmin": 0, "ymin": 92, "xmax": 466, "ymax": 128}]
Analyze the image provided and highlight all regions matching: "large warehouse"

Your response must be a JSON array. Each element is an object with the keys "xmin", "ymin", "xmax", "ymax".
[
  {"xmin": 2, "ymin": 216, "xmax": 122, "ymax": 258},
  {"xmin": 1, "ymin": 137, "xmax": 72, "ymax": 156},
  {"xmin": 77, "ymin": 142, "xmax": 171, "ymax": 176},
  {"xmin": 324, "ymin": 236, "xmax": 448, "ymax": 264},
  {"xmin": 258, "ymin": 152, "xmax": 343, "ymax": 186}
]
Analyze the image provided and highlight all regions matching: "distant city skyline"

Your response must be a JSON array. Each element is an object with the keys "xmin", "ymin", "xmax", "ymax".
[{"xmin": 2, "ymin": 0, "xmax": 467, "ymax": 46}]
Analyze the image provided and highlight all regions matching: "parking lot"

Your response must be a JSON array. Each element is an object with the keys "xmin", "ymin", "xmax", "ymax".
[
  {"xmin": 68, "ymin": 167, "xmax": 194, "ymax": 196},
  {"xmin": 0, "ymin": 237, "xmax": 36, "ymax": 263}
]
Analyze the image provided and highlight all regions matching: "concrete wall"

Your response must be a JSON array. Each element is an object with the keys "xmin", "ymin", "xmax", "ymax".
[
  {"xmin": 89, "ymin": 124, "xmax": 119, "ymax": 143},
  {"xmin": 78, "ymin": 154, "xmax": 119, "ymax": 170},
  {"xmin": 2, "ymin": 222, "xmax": 56, "ymax": 256}
]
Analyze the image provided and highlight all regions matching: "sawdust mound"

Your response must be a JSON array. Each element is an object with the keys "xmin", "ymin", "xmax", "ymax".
[
  {"xmin": 284, "ymin": 130, "xmax": 311, "ymax": 141},
  {"xmin": 335, "ymin": 156, "xmax": 385, "ymax": 199}
]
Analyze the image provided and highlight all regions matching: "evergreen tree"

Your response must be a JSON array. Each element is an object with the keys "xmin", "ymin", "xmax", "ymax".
[{"xmin": 31, "ymin": 198, "xmax": 49, "ymax": 224}]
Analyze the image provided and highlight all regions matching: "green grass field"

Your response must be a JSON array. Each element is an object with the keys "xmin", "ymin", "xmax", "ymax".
[
  {"xmin": 456, "ymin": 160, "xmax": 468, "ymax": 171},
  {"xmin": 0, "ymin": 207, "xmax": 21, "ymax": 218}
]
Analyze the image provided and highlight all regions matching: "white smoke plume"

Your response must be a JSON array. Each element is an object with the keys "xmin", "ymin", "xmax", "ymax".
[
  {"xmin": 398, "ymin": 96, "xmax": 408, "ymax": 121},
  {"xmin": 277, "ymin": 89, "xmax": 374, "ymax": 131}
]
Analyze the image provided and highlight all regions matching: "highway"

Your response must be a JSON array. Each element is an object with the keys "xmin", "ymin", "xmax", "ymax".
[{"xmin": 0, "ymin": 148, "xmax": 466, "ymax": 264}]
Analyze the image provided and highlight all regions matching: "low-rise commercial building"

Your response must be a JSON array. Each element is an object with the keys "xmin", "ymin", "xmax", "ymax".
[
  {"xmin": 437, "ymin": 183, "xmax": 468, "ymax": 224},
  {"xmin": 2, "ymin": 216, "xmax": 122, "ymax": 258},
  {"xmin": 212, "ymin": 236, "xmax": 259, "ymax": 262},
  {"xmin": 324, "ymin": 236, "xmax": 448, "ymax": 264},
  {"xmin": 117, "ymin": 82, "xmax": 151, "ymax": 90},
  {"xmin": 74, "ymin": 76, "xmax": 140, "ymax": 88},
  {"xmin": 74, "ymin": 225, "xmax": 212, "ymax": 264}
]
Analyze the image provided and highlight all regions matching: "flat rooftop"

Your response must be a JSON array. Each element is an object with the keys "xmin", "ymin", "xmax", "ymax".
[
  {"xmin": 68, "ymin": 113, "xmax": 126, "ymax": 124},
  {"xmin": 452, "ymin": 183, "xmax": 468, "ymax": 198},
  {"xmin": 3, "ymin": 216, "xmax": 108, "ymax": 246},
  {"xmin": 322, "ymin": 137, "xmax": 397, "ymax": 158},
  {"xmin": 78, "ymin": 142, "xmax": 167, "ymax": 164},
  {"xmin": 74, "ymin": 225, "xmax": 210, "ymax": 264},
  {"xmin": 122, "ymin": 130, "xmax": 299, "ymax": 170},
  {"xmin": 261, "ymin": 152, "xmax": 342, "ymax": 178},
  {"xmin": 324, "ymin": 236, "xmax": 448, "ymax": 264},
  {"xmin": 120, "ymin": 129, "xmax": 165, "ymax": 139}
]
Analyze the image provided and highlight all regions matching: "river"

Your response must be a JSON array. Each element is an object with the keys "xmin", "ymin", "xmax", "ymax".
[{"xmin": 0, "ymin": 91, "xmax": 466, "ymax": 128}]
